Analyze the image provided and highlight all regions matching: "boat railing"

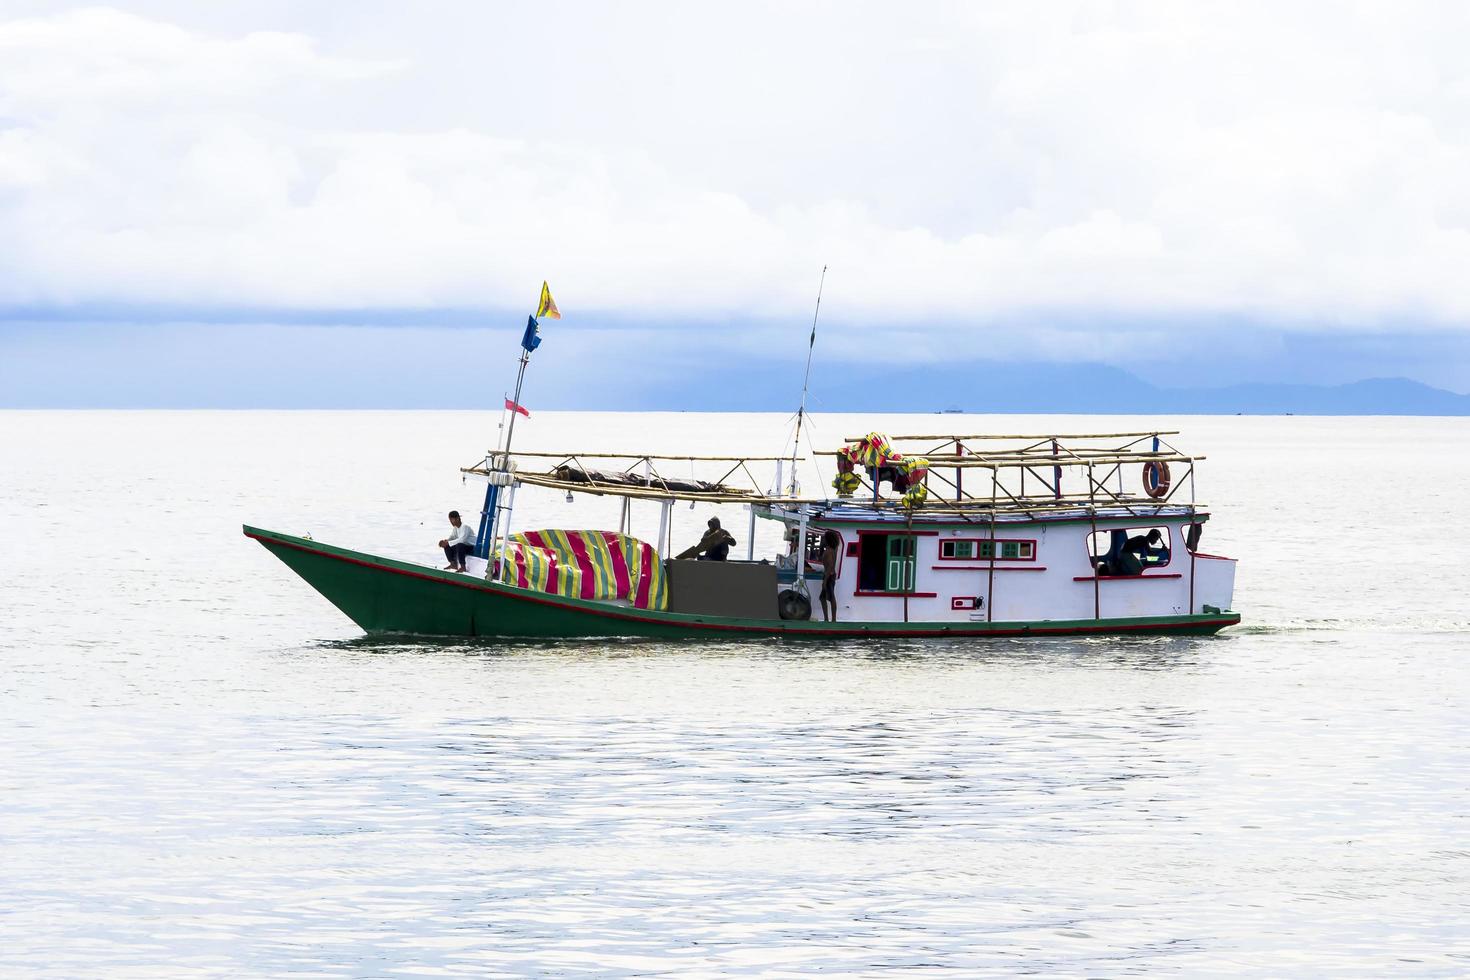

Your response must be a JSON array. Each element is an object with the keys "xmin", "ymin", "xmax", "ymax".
[
  {"xmin": 462, "ymin": 428, "xmax": 1205, "ymax": 517},
  {"xmin": 820, "ymin": 429, "xmax": 1203, "ymax": 516},
  {"xmin": 465, "ymin": 450, "xmax": 796, "ymax": 504}
]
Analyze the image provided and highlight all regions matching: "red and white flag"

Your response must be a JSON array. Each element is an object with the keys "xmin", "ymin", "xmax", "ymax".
[{"xmin": 504, "ymin": 397, "xmax": 530, "ymax": 418}]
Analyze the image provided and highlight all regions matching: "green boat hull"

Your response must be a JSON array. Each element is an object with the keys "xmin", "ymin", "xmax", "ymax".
[{"xmin": 245, "ymin": 526, "xmax": 1241, "ymax": 640}]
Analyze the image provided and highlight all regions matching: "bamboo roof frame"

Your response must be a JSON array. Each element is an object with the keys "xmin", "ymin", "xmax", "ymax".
[
  {"xmin": 500, "ymin": 450, "xmax": 789, "ymax": 462},
  {"xmin": 817, "ymin": 450, "xmax": 1203, "ymax": 467},
  {"xmin": 842, "ymin": 430, "xmax": 1180, "ymax": 442},
  {"xmin": 461, "ymin": 429, "xmax": 1208, "ymax": 517},
  {"xmin": 461, "ymin": 466, "xmax": 1204, "ymax": 516},
  {"xmin": 475, "ymin": 470, "xmax": 1201, "ymax": 516},
  {"xmin": 920, "ymin": 454, "xmax": 1201, "ymax": 468}
]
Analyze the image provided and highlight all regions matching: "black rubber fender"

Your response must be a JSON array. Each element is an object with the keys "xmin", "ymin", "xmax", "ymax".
[{"xmin": 778, "ymin": 589, "xmax": 812, "ymax": 621}]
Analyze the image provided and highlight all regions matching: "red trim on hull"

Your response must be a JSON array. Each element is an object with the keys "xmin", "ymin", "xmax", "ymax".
[
  {"xmin": 1074, "ymin": 573, "xmax": 1184, "ymax": 581},
  {"xmin": 246, "ymin": 530, "xmax": 1238, "ymax": 638}
]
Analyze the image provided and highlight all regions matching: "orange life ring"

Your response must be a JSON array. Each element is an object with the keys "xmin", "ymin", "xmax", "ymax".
[{"xmin": 1142, "ymin": 461, "xmax": 1171, "ymax": 499}]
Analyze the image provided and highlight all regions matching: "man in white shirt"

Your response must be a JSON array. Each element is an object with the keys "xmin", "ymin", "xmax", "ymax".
[{"xmin": 438, "ymin": 511, "xmax": 476, "ymax": 572}]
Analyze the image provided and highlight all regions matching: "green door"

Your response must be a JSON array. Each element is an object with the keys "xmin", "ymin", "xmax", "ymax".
[{"xmin": 885, "ymin": 535, "xmax": 916, "ymax": 592}]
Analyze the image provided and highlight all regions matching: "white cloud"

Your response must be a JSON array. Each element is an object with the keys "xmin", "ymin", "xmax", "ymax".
[
  {"xmin": 0, "ymin": 6, "xmax": 394, "ymax": 109},
  {"xmin": 4, "ymin": 3, "xmax": 1470, "ymax": 333}
]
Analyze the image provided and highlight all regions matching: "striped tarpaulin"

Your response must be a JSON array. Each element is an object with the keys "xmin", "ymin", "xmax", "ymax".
[
  {"xmin": 494, "ymin": 529, "xmax": 668, "ymax": 610},
  {"xmin": 843, "ymin": 431, "xmax": 902, "ymax": 468}
]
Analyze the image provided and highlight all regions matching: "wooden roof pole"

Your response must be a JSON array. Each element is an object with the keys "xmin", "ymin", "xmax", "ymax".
[{"xmin": 843, "ymin": 430, "xmax": 1180, "ymax": 442}]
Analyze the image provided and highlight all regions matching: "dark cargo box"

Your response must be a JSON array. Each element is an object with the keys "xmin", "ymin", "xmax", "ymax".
[{"xmin": 665, "ymin": 560, "xmax": 778, "ymax": 619}]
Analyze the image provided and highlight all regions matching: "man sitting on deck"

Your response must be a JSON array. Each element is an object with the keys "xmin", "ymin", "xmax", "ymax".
[
  {"xmin": 677, "ymin": 517, "xmax": 737, "ymax": 561},
  {"xmin": 438, "ymin": 510, "xmax": 476, "ymax": 572}
]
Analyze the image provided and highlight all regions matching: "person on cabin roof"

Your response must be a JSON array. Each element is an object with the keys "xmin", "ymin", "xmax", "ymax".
[
  {"xmin": 813, "ymin": 528, "xmax": 842, "ymax": 622},
  {"xmin": 693, "ymin": 517, "xmax": 736, "ymax": 561},
  {"xmin": 438, "ymin": 510, "xmax": 476, "ymax": 572}
]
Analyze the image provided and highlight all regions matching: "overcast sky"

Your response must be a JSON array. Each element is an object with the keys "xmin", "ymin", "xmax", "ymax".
[{"xmin": 3, "ymin": 2, "xmax": 1470, "ymax": 404}]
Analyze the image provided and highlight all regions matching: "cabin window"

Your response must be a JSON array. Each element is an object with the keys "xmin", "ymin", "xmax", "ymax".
[
  {"xmin": 1087, "ymin": 526, "xmax": 1171, "ymax": 576},
  {"xmin": 941, "ymin": 540, "xmax": 977, "ymax": 560},
  {"xmin": 939, "ymin": 539, "xmax": 1035, "ymax": 561},
  {"xmin": 779, "ymin": 527, "xmax": 845, "ymax": 576},
  {"xmin": 803, "ymin": 530, "xmax": 825, "ymax": 564},
  {"xmin": 858, "ymin": 533, "xmax": 917, "ymax": 592},
  {"xmin": 1185, "ymin": 523, "xmax": 1203, "ymax": 552}
]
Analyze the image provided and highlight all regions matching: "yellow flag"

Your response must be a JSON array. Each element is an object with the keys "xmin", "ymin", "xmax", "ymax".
[{"xmin": 536, "ymin": 281, "xmax": 561, "ymax": 320}]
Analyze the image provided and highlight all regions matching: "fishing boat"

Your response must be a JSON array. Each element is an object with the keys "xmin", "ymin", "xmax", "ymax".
[
  {"xmin": 246, "ymin": 282, "xmax": 1239, "ymax": 639},
  {"xmin": 247, "ymin": 429, "xmax": 1238, "ymax": 638}
]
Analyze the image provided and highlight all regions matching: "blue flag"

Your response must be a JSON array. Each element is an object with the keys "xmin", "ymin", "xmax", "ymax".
[{"xmin": 520, "ymin": 315, "xmax": 541, "ymax": 352}]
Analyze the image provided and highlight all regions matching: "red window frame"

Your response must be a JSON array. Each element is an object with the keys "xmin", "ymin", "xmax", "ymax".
[
  {"xmin": 937, "ymin": 537, "xmax": 1038, "ymax": 562},
  {"xmin": 1085, "ymin": 525, "xmax": 1173, "ymax": 573},
  {"xmin": 853, "ymin": 529, "xmax": 936, "ymax": 595}
]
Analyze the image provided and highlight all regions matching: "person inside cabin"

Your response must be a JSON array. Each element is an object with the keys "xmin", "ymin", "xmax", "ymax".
[
  {"xmin": 772, "ymin": 525, "xmax": 801, "ymax": 572},
  {"xmin": 693, "ymin": 517, "xmax": 737, "ymax": 561},
  {"xmin": 438, "ymin": 510, "xmax": 476, "ymax": 572},
  {"xmin": 1126, "ymin": 528, "xmax": 1163, "ymax": 557},
  {"xmin": 1118, "ymin": 528, "xmax": 1164, "ymax": 575},
  {"xmin": 813, "ymin": 529, "xmax": 842, "ymax": 622}
]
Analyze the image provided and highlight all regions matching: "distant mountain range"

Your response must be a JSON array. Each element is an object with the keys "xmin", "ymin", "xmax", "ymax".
[
  {"xmin": 1149, "ymin": 376, "xmax": 1470, "ymax": 415},
  {"xmin": 658, "ymin": 361, "xmax": 1470, "ymax": 415},
  {"xmin": 4, "ymin": 329, "xmax": 1466, "ymax": 412}
]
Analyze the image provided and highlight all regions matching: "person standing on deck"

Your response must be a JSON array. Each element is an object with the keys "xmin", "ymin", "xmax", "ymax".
[
  {"xmin": 438, "ymin": 511, "xmax": 475, "ymax": 572},
  {"xmin": 815, "ymin": 529, "xmax": 842, "ymax": 622}
]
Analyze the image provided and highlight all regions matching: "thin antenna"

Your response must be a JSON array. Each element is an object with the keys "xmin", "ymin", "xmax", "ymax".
[{"xmin": 789, "ymin": 265, "xmax": 826, "ymax": 496}]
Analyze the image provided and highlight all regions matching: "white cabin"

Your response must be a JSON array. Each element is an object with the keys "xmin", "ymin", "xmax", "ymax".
[{"xmin": 765, "ymin": 504, "xmax": 1236, "ymax": 624}]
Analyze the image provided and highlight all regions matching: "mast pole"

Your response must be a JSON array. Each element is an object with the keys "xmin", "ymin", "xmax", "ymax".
[
  {"xmin": 476, "ymin": 350, "xmax": 527, "ymax": 562},
  {"xmin": 480, "ymin": 293, "xmax": 544, "ymax": 563},
  {"xmin": 503, "ymin": 350, "xmax": 530, "ymax": 460},
  {"xmin": 486, "ymin": 349, "xmax": 531, "ymax": 564},
  {"xmin": 492, "ymin": 390, "xmax": 511, "ymax": 458},
  {"xmin": 789, "ymin": 265, "xmax": 826, "ymax": 497}
]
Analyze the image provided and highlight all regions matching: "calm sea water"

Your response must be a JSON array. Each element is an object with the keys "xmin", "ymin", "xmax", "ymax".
[{"xmin": 2, "ymin": 410, "xmax": 1468, "ymax": 977}]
